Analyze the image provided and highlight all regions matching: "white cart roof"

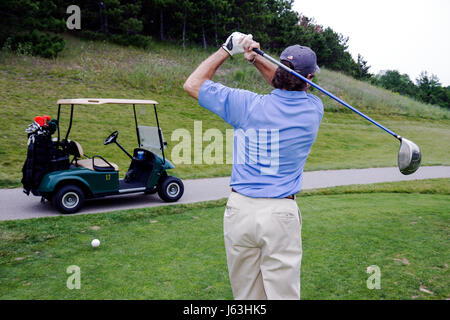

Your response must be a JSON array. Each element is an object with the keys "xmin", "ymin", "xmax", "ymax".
[{"xmin": 57, "ymin": 98, "xmax": 158, "ymax": 105}]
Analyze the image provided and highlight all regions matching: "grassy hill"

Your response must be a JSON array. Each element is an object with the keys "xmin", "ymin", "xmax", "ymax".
[{"xmin": 0, "ymin": 35, "xmax": 449, "ymax": 187}]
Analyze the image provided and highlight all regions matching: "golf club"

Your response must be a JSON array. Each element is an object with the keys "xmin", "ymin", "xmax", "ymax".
[{"xmin": 253, "ymin": 48, "xmax": 422, "ymax": 175}]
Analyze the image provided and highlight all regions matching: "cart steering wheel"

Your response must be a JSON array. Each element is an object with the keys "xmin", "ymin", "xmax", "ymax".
[{"xmin": 104, "ymin": 130, "xmax": 119, "ymax": 145}]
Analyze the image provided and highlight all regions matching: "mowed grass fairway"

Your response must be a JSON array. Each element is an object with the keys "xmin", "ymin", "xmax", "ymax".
[
  {"xmin": 1, "ymin": 179, "xmax": 448, "ymax": 300},
  {"xmin": 1, "ymin": 35, "xmax": 449, "ymax": 187}
]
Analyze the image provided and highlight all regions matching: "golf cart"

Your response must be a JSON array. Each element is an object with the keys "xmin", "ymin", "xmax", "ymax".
[{"xmin": 21, "ymin": 98, "xmax": 184, "ymax": 214}]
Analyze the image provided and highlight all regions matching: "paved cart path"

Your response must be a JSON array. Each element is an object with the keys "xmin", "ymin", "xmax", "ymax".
[{"xmin": 0, "ymin": 166, "xmax": 449, "ymax": 221}]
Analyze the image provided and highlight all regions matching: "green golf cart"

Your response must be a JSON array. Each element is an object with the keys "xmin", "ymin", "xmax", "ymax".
[{"xmin": 27, "ymin": 98, "xmax": 184, "ymax": 214}]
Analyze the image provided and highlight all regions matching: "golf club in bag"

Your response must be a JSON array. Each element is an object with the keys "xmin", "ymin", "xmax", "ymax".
[{"xmin": 253, "ymin": 48, "xmax": 421, "ymax": 175}]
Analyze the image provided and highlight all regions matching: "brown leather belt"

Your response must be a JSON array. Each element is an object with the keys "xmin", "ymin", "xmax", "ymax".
[{"xmin": 231, "ymin": 188, "xmax": 296, "ymax": 200}]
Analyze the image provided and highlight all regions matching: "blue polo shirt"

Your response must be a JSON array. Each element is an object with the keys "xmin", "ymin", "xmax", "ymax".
[{"xmin": 199, "ymin": 80, "xmax": 323, "ymax": 198}]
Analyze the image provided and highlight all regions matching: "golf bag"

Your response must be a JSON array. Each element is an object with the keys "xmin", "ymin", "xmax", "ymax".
[{"xmin": 21, "ymin": 119, "xmax": 69, "ymax": 196}]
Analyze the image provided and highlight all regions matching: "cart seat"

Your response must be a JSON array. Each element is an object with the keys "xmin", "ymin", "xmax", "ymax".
[
  {"xmin": 65, "ymin": 140, "xmax": 84, "ymax": 158},
  {"xmin": 67, "ymin": 140, "xmax": 118, "ymax": 171},
  {"xmin": 77, "ymin": 158, "xmax": 119, "ymax": 171}
]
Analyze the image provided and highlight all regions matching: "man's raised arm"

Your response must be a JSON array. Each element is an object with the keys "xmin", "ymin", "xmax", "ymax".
[
  {"xmin": 183, "ymin": 49, "xmax": 229, "ymax": 100},
  {"xmin": 184, "ymin": 31, "xmax": 253, "ymax": 100}
]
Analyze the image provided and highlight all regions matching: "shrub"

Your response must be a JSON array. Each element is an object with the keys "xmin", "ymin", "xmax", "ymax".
[{"xmin": 4, "ymin": 30, "xmax": 65, "ymax": 58}]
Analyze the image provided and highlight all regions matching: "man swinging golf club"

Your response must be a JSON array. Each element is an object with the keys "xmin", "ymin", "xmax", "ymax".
[{"xmin": 184, "ymin": 32, "xmax": 323, "ymax": 300}]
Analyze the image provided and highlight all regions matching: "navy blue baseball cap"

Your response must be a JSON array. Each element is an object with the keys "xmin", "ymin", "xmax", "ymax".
[{"xmin": 280, "ymin": 45, "xmax": 320, "ymax": 75}]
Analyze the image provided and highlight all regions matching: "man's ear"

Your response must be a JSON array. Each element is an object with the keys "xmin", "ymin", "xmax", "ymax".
[{"xmin": 303, "ymin": 74, "xmax": 313, "ymax": 91}]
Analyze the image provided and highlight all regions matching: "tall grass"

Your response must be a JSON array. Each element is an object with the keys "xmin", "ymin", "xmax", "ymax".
[
  {"xmin": 116, "ymin": 47, "xmax": 450, "ymax": 119},
  {"xmin": 317, "ymin": 69, "xmax": 449, "ymax": 119},
  {"xmin": 11, "ymin": 34, "xmax": 445, "ymax": 120}
]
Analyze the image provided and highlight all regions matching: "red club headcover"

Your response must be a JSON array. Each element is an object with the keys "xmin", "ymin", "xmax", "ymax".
[{"xmin": 34, "ymin": 116, "xmax": 45, "ymax": 126}]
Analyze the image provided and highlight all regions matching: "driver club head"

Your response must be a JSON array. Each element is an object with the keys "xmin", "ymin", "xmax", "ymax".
[{"xmin": 398, "ymin": 137, "xmax": 421, "ymax": 175}]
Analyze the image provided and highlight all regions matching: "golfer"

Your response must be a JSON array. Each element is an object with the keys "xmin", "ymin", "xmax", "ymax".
[{"xmin": 184, "ymin": 32, "xmax": 323, "ymax": 300}]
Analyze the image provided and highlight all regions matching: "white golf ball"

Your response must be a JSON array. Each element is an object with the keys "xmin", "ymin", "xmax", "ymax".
[{"xmin": 91, "ymin": 239, "xmax": 100, "ymax": 247}]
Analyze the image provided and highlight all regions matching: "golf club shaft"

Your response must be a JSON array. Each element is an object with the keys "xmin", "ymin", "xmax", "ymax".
[{"xmin": 253, "ymin": 48, "xmax": 400, "ymax": 140}]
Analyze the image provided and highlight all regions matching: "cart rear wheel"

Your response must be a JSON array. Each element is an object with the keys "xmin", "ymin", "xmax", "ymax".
[
  {"xmin": 52, "ymin": 185, "xmax": 85, "ymax": 214},
  {"xmin": 158, "ymin": 176, "xmax": 184, "ymax": 202}
]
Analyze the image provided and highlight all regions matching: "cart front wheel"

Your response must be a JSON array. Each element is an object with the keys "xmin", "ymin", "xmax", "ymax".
[
  {"xmin": 52, "ymin": 185, "xmax": 85, "ymax": 214},
  {"xmin": 158, "ymin": 176, "xmax": 184, "ymax": 202}
]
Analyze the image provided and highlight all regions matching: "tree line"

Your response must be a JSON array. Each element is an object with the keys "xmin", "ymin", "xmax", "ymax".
[
  {"xmin": 371, "ymin": 70, "xmax": 449, "ymax": 109},
  {"xmin": 0, "ymin": 1, "xmax": 368, "ymax": 74},
  {"xmin": 1, "ymin": 0, "xmax": 448, "ymax": 108}
]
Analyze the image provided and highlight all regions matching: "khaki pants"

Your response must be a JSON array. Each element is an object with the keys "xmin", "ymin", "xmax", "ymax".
[{"xmin": 224, "ymin": 191, "xmax": 302, "ymax": 300}]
